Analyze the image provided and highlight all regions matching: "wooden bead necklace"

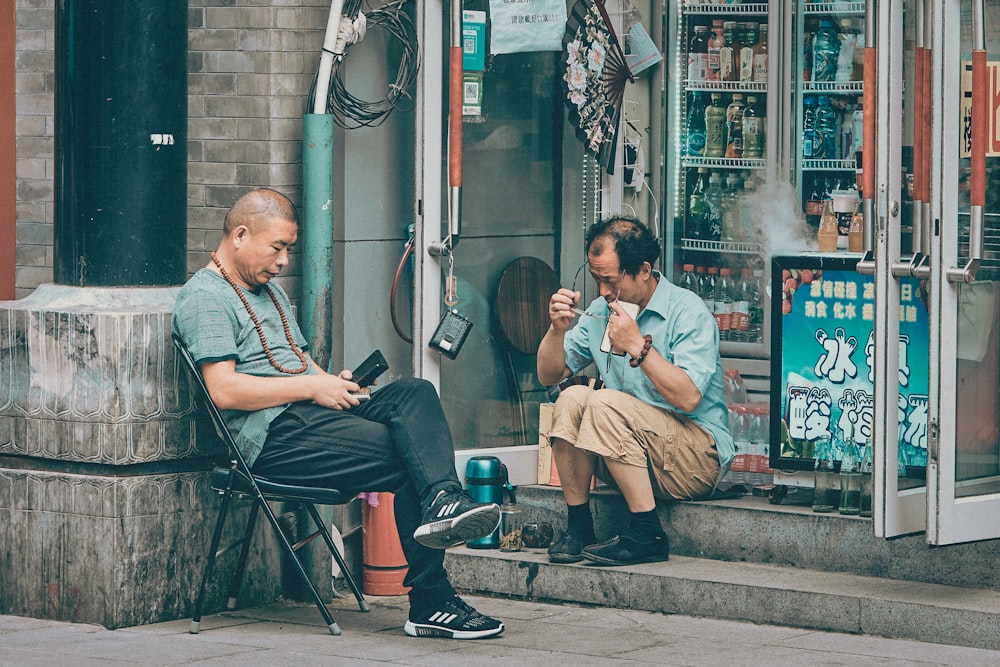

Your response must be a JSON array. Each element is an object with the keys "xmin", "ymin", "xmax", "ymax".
[{"xmin": 211, "ymin": 251, "xmax": 309, "ymax": 375}]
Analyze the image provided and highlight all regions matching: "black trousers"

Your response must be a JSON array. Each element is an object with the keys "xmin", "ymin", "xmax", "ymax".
[{"xmin": 251, "ymin": 377, "xmax": 462, "ymax": 607}]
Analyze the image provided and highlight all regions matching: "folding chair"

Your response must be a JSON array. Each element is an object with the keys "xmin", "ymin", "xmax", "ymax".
[{"xmin": 173, "ymin": 335, "xmax": 369, "ymax": 636}]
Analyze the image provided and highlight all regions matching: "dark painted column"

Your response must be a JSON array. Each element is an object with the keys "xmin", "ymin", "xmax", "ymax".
[{"xmin": 54, "ymin": 0, "xmax": 187, "ymax": 287}]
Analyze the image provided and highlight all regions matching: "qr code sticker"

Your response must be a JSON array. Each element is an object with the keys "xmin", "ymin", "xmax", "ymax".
[{"xmin": 464, "ymin": 81, "xmax": 480, "ymax": 104}]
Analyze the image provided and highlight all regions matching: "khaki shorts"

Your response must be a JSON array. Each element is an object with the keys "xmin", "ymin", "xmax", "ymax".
[{"xmin": 547, "ymin": 384, "xmax": 720, "ymax": 501}]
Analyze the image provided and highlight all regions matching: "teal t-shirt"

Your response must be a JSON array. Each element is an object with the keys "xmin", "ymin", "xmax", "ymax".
[
  {"xmin": 171, "ymin": 269, "xmax": 315, "ymax": 466},
  {"xmin": 563, "ymin": 272, "xmax": 734, "ymax": 479}
]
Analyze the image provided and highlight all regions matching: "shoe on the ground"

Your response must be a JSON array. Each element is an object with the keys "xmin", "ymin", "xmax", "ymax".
[
  {"xmin": 413, "ymin": 489, "xmax": 500, "ymax": 549},
  {"xmin": 404, "ymin": 596, "xmax": 505, "ymax": 639},
  {"xmin": 580, "ymin": 532, "xmax": 670, "ymax": 566},
  {"xmin": 547, "ymin": 530, "xmax": 594, "ymax": 564}
]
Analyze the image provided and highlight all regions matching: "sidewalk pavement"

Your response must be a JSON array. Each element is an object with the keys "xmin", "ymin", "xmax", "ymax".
[{"xmin": 3, "ymin": 594, "xmax": 1000, "ymax": 666}]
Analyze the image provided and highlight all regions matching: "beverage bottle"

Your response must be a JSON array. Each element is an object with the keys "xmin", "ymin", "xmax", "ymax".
[
  {"xmin": 812, "ymin": 436, "xmax": 837, "ymax": 513},
  {"xmin": 812, "ymin": 19, "xmax": 841, "ymax": 82},
  {"xmin": 714, "ymin": 267, "xmax": 735, "ymax": 339},
  {"xmin": 707, "ymin": 20, "xmax": 725, "ymax": 81},
  {"xmin": 749, "ymin": 269, "xmax": 764, "ymax": 343},
  {"xmin": 848, "ymin": 200, "xmax": 864, "ymax": 252},
  {"xmin": 704, "ymin": 93, "xmax": 727, "ymax": 158},
  {"xmin": 730, "ymin": 404, "xmax": 752, "ymax": 485},
  {"xmin": 686, "ymin": 92, "xmax": 707, "ymax": 156},
  {"xmin": 688, "ymin": 168, "xmax": 707, "ymax": 238},
  {"xmin": 739, "ymin": 22, "xmax": 756, "ymax": 82},
  {"xmin": 698, "ymin": 265, "xmax": 716, "ymax": 316},
  {"xmin": 725, "ymin": 93, "xmax": 745, "ymax": 158},
  {"xmin": 749, "ymin": 404, "xmax": 773, "ymax": 485},
  {"xmin": 721, "ymin": 173, "xmax": 742, "ymax": 242},
  {"xmin": 814, "ymin": 96, "xmax": 839, "ymax": 160},
  {"xmin": 732, "ymin": 268, "xmax": 753, "ymax": 341},
  {"xmin": 859, "ymin": 439, "xmax": 873, "ymax": 518},
  {"xmin": 752, "ymin": 23, "xmax": 769, "ymax": 82},
  {"xmin": 840, "ymin": 99, "xmax": 856, "ymax": 160},
  {"xmin": 719, "ymin": 21, "xmax": 739, "ymax": 82},
  {"xmin": 679, "ymin": 263, "xmax": 698, "ymax": 295},
  {"xmin": 803, "ymin": 30, "xmax": 813, "ymax": 81},
  {"xmin": 850, "ymin": 96, "xmax": 864, "ymax": 159},
  {"xmin": 802, "ymin": 96, "xmax": 817, "ymax": 160},
  {"xmin": 688, "ymin": 25, "xmax": 709, "ymax": 82},
  {"xmin": 838, "ymin": 442, "xmax": 862, "ymax": 515},
  {"xmin": 742, "ymin": 95, "xmax": 765, "ymax": 159},
  {"xmin": 818, "ymin": 198, "xmax": 839, "ymax": 252},
  {"xmin": 723, "ymin": 367, "xmax": 748, "ymax": 405},
  {"xmin": 703, "ymin": 172, "xmax": 724, "ymax": 240},
  {"xmin": 836, "ymin": 33, "xmax": 857, "ymax": 82},
  {"xmin": 739, "ymin": 178, "xmax": 756, "ymax": 242}
]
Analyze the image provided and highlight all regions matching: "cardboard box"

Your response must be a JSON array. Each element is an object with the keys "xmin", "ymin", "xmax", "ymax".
[{"xmin": 538, "ymin": 403, "xmax": 556, "ymax": 485}]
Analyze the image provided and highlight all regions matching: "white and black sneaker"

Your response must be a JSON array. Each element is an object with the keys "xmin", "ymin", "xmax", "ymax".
[
  {"xmin": 413, "ymin": 489, "xmax": 500, "ymax": 549},
  {"xmin": 404, "ymin": 596, "xmax": 505, "ymax": 639}
]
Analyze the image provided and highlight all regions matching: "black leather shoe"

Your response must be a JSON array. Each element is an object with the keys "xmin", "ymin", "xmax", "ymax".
[
  {"xmin": 580, "ymin": 533, "xmax": 670, "ymax": 566},
  {"xmin": 547, "ymin": 531, "xmax": 593, "ymax": 564}
]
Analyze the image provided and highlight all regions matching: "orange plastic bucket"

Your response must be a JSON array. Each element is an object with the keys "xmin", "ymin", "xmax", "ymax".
[{"xmin": 361, "ymin": 492, "xmax": 410, "ymax": 596}]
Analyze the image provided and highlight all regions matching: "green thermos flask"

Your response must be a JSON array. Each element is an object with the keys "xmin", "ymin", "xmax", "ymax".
[{"xmin": 464, "ymin": 456, "xmax": 505, "ymax": 549}]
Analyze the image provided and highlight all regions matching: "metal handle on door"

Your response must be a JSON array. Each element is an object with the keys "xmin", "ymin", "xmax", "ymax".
[{"xmin": 947, "ymin": 0, "xmax": 986, "ymax": 284}]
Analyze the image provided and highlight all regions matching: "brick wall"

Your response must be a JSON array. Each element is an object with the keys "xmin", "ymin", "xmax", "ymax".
[{"xmin": 13, "ymin": 1, "xmax": 328, "ymax": 298}]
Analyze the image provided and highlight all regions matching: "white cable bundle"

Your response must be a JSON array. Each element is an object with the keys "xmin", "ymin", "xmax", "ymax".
[{"xmin": 334, "ymin": 11, "xmax": 367, "ymax": 54}]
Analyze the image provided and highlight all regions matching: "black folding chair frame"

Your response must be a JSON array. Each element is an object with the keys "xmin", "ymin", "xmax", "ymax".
[{"xmin": 173, "ymin": 335, "xmax": 368, "ymax": 636}]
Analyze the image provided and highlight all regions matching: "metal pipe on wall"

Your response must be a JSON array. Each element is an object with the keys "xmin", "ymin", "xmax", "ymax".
[{"xmin": 301, "ymin": 113, "xmax": 336, "ymax": 371}]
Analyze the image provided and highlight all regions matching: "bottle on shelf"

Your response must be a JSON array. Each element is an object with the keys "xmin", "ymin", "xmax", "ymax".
[
  {"xmin": 703, "ymin": 172, "xmax": 724, "ymax": 241},
  {"xmin": 686, "ymin": 92, "xmax": 708, "ymax": 157},
  {"xmin": 707, "ymin": 19, "xmax": 725, "ymax": 82},
  {"xmin": 688, "ymin": 24, "xmax": 709, "ymax": 83},
  {"xmin": 803, "ymin": 28, "xmax": 813, "ymax": 82},
  {"xmin": 723, "ymin": 367, "xmax": 747, "ymax": 405},
  {"xmin": 848, "ymin": 200, "xmax": 864, "ymax": 253},
  {"xmin": 732, "ymin": 268, "xmax": 752, "ymax": 341},
  {"xmin": 814, "ymin": 96, "xmax": 839, "ymax": 160},
  {"xmin": 698, "ymin": 265, "xmax": 716, "ymax": 317},
  {"xmin": 679, "ymin": 263, "xmax": 698, "ymax": 295},
  {"xmin": 749, "ymin": 269, "xmax": 765, "ymax": 343},
  {"xmin": 739, "ymin": 22, "xmax": 756, "ymax": 83},
  {"xmin": 742, "ymin": 95, "xmax": 765, "ymax": 159},
  {"xmin": 836, "ymin": 32, "xmax": 857, "ymax": 82},
  {"xmin": 838, "ymin": 441, "xmax": 862, "ymax": 515},
  {"xmin": 721, "ymin": 173, "xmax": 742, "ymax": 242},
  {"xmin": 859, "ymin": 439, "xmax": 873, "ymax": 518},
  {"xmin": 802, "ymin": 96, "xmax": 817, "ymax": 160},
  {"xmin": 688, "ymin": 168, "xmax": 708, "ymax": 238},
  {"xmin": 719, "ymin": 20, "xmax": 739, "ymax": 82},
  {"xmin": 714, "ymin": 267, "xmax": 735, "ymax": 340},
  {"xmin": 818, "ymin": 198, "xmax": 840, "ymax": 252},
  {"xmin": 704, "ymin": 93, "xmax": 727, "ymax": 158},
  {"xmin": 849, "ymin": 96, "xmax": 864, "ymax": 159},
  {"xmin": 740, "ymin": 178, "xmax": 757, "ymax": 242},
  {"xmin": 812, "ymin": 436, "xmax": 838, "ymax": 513},
  {"xmin": 729, "ymin": 404, "xmax": 752, "ymax": 486},
  {"xmin": 752, "ymin": 23, "xmax": 768, "ymax": 83},
  {"xmin": 748, "ymin": 404, "xmax": 773, "ymax": 486},
  {"xmin": 725, "ymin": 93, "xmax": 745, "ymax": 158},
  {"xmin": 812, "ymin": 19, "xmax": 841, "ymax": 82}
]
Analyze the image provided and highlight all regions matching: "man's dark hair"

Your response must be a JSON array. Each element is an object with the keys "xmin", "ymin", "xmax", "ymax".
[{"xmin": 585, "ymin": 216, "xmax": 660, "ymax": 276}]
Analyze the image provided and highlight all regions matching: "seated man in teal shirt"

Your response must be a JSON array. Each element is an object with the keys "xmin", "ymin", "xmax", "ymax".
[{"xmin": 537, "ymin": 216, "xmax": 734, "ymax": 566}]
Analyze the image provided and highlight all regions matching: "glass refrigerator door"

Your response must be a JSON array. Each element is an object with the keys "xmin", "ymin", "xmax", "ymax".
[{"xmin": 668, "ymin": 2, "xmax": 779, "ymax": 360}]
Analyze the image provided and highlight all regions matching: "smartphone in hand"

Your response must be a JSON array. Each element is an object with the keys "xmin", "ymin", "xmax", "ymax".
[{"xmin": 352, "ymin": 350, "xmax": 389, "ymax": 388}]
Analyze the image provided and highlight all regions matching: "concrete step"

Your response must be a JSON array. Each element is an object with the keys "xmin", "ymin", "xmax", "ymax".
[
  {"xmin": 445, "ymin": 546, "xmax": 1000, "ymax": 651},
  {"xmin": 442, "ymin": 484, "xmax": 1000, "ymax": 650}
]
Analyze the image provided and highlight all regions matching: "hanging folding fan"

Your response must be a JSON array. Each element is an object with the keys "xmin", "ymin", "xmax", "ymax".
[{"xmin": 563, "ymin": 0, "xmax": 635, "ymax": 174}]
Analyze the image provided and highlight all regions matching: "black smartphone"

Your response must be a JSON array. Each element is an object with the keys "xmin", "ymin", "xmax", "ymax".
[{"xmin": 352, "ymin": 350, "xmax": 389, "ymax": 388}]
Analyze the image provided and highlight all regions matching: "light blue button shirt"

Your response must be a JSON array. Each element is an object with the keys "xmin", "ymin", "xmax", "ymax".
[{"xmin": 563, "ymin": 272, "xmax": 734, "ymax": 478}]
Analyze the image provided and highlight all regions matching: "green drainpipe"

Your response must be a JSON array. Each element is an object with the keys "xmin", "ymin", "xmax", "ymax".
[{"xmin": 302, "ymin": 113, "xmax": 335, "ymax": 371}]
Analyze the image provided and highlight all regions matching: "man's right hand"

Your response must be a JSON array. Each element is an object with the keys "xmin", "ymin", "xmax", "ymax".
[{"xmin": 548, "ymin": 288, "xmax": 581, "ymax": 333}]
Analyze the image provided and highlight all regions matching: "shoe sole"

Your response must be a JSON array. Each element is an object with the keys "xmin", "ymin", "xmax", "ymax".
[
  {"xmin": 548, "ymin": 552, "xmax": 585, "ymax": 564},
  {"xmin": 580, "ymin": 550, "xmax": 669, "ymax": 566},
  {"xmin": 413, "ymin": 504, "xmax": 500, "ymax": 549},
  {"xmin": 404, "ymin": 619, "xmax": 505, "ymax": 639}
]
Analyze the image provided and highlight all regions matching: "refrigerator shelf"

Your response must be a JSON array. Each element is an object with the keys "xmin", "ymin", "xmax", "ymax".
[
  {"xmin": 683, "ymin": 156, "xmax": 768, "ymax": 170},
  {"xmin": 683, "ymin": 2, "xmax": 769, "ymax": 16},
  {"xmin": 685, "ymin": 80, "xmax": 769, "ymax": 93},
  {"xmin": 803, "ymin": 81, "xmax": 864, "ymax": 94},
  {"xmin": 682, "ymin": 238, "xmax": 764, "ymax": 255},
  {"xmin": 803, "ymin": 1, "xmax": 866, "ymax": 15},
  {"xmin": 802, "ymin": 158, "xmax": 856, "ymax": 171}
]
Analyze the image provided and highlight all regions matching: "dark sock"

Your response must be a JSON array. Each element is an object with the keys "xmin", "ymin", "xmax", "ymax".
[
  {"xmin": 566, "ymin": 502, "xmax": 595, "ymax": 542},
  {"xmin": 628, "ymin": 509, "xmax": 665, "ymax": 541}
]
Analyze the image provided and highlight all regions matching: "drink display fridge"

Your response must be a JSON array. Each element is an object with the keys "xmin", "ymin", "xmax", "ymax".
[{"xmin": 664, "ymin": 1, "xmax": 871, "ymax": 487}]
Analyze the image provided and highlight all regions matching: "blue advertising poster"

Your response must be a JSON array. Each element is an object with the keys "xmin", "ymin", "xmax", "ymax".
[{"xmin": 770, "ymin": 256, "xmax": 929, "ymax": 470}]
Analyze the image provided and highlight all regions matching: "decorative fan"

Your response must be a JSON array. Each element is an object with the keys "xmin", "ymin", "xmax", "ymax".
[{"xmin": 563, "ymin": 0, "xmax": 635, "ymax": 174}]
